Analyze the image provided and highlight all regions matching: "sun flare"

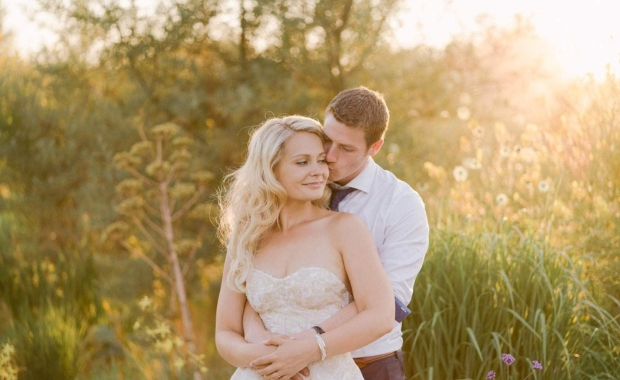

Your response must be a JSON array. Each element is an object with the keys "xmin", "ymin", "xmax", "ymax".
[{"xmin": 394, "ymin": 0, "xmax": 620, "ymax": 79}]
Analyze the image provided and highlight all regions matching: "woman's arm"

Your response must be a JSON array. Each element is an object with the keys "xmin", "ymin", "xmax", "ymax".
[
  {"xmin": 215, "ymin": 255, "xmax": 277, "ymax": 367},
  {"xmin": 317, "ymin": 213, "xmax": 395, "ymax": 354},
  {"xmin": 250, "ymin": 213, "xmax": 394, "ymax": 375}
]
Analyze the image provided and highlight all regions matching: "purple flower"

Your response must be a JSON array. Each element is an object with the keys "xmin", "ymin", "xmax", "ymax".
[
  {"xmin": 502, "ymin": 353, "xmax": 516, "ymax": 365},
  {"xmin": 532, "ymin": 360, "xmax": 543, "ymax": 370},
  {"xmin": 486, "ymin": 370, "xmax": 496, "ymax": 379}
]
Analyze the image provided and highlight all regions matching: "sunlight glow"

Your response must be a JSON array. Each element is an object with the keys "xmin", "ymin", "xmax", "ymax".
[
  {"xmin": 4, "ymin": 0, "xmax": 620, "ymax": 79},
  {"xmin": 394, "ymin": 0, "xmax": 620, "ymax": 79}
]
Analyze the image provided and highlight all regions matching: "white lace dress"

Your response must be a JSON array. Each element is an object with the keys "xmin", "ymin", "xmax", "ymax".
[{"xmin": 230, "ymin": 267, "xmax": 364, "ymax": 379}]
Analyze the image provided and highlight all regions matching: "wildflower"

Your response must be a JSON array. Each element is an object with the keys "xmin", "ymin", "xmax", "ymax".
[
  {"xmin": 388, "ymin": 143, "xmax": 401, "ymax": 154},
  {"xmin": 499, "ymin": 146, "xmax": 511, "ymax": 158},
  {"xmin": 472, "ymin": 126, "xmax": 485, "ymax": 138},
  {"xmin": 519, "ymin": 146, "xmax": 538, "ymax": 163},
  {"xmin": 459, "ymin": 92, "xmax": 471, "ymax": 104},
  {"xmin": 150, "ymin": 122, "xmax": 180, "ymax": 139},
  {"xmin": 452, "ymin": 166, "xmax": 468, "ymax": 182},
  {"xmin": 502, "ymin": 353, "xmax": 516, "ymax": 365},
  {"xmin": 173, "ymin": 357, "xmax": 185, "ymax": 370},
  {"xmin": 486, "ymin": 370, "xmax": 496, "ymax": 379},
  {"xmin": 496, "ymin": 193, "xmax": 508, "ymax": 206},
  {"xmin": 416, "ymin": 182, "xmax": 430, "ymax": 192},
  {"xmin": 139, "ymin": 296, "xmax": 152, "ymax": 311},
  {"xmin": 457, "ymin": 106, "xmax": 471, "ymax": 120},
  {"xmin": 532, "ymin": 360, "xmax": 543, "ymax": 370},
  {"xmin": 538, "ymin": 180, "xmax": 550, "ymax": 193},
  {"xmin": 463, "ymin": 157, "xmax": 481, "ymax": 170}
]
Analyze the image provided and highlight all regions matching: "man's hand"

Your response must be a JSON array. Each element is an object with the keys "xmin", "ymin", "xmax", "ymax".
[{"xmin": 250, "ymin": 336, "xmax": 318, "ymax": 379}]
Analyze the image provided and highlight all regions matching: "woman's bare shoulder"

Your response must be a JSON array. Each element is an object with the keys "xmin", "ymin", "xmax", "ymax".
[{"xmin": 325, "ymin": 211, "xmax": 370, "ymax": 236}]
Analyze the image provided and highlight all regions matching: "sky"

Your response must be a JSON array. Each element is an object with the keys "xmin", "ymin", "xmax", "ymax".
[{"xmin": 3, "ymin": 0, "xmax": 620, "ymax": 79}]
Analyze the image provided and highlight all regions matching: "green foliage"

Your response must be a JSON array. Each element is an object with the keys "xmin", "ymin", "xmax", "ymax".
[
  {"xmin": 11, "ymin": 308, "xmax": 87, "ymax": 380},
  {"xmin": 2, "ymin": 1, "xmax": 620, "ymax": 379},
  {"xmin": 403, "ymin": 228, "xmax": 620, "ymax": 379}
]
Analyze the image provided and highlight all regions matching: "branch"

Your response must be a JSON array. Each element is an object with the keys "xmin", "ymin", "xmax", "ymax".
[
  {"xmin": 143, "ymin": 200, "xmax": 161, "ymax": 218},
  {"xmin": 118, "ymin": 239, "xmax": 174, "ymax": 286},
  {"xmin": 157, "ymin": 139, "xmax": 163, "ymax": 162},
  {"xmin": 172, "ymin": 187, "xmax": 206, "ymax": 222},
  {"xmin": 182, "ymin": 225, "xmax": 208, "ymax": 276},
  {"xmin": 143, "ymin": 214, "xmax": 167, "ymax": 238},
  {"xmin": 125, "ymin": 166, "xmax": 158, "ymax": 187},
  {"xmin": 164, "ymin": 162, "xmax": 180, "ymax": 186},
  {"xmin": 132, "ymin": 216, "xmax": 170, "ymax": 258}
]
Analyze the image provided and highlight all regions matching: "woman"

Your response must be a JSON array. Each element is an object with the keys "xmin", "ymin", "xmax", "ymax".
[{"xmin": 215, "ymin": 116, "xmax": 394, "ymax": 379}]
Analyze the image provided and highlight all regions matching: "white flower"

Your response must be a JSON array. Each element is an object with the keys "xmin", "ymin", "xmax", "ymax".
[
  {"xmin": 538, "ymin": 180, "xmax": 551, "ymax": 193},
  {"xmin": 452, "ymin": 166, "xmax": 468, "ymax": 182},
  {"xmin": 457, "ymin": 106, "xmax": 470, "ymax": 120},
  {"xmin": 388, "ymin": 143, "xmax": 401, "ymax": 154},
  {"xmin": 519, "ymin": 146, "xmax": 538, "ymax": 163},
  {"xmin": 499, "ymin": 146, "xmax": 511, "ymax": 158},
  {"xmin": 416, "ymin": 182, "xmax": 430, "ymax": 192},
  {"xmin": 472, "ymin": 126, "xmax": 484, "ymax": 138},
  {"xmin": 496, "ymin": 193, "xmax": 509, "ymax": 206},
  {"xmin": 459, "ymin": 92, "xmax": 471, "ymax": 105},
  {"xmin": 462, "ymin": 157, "xmax": 481, "ymax": 170}
]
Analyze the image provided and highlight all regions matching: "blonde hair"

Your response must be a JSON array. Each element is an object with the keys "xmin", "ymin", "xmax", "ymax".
[{"xmin": 218, "ymin": 116, "xmax": 331, "ymax": 292}]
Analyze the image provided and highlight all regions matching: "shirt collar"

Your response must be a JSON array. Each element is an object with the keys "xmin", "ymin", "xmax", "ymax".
[{"xmin": 333, "ymin": 157, "xmax": 376, "ymax": 194}]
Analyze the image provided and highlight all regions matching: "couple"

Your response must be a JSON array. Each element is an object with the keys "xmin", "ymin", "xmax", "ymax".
[{"xmin": 216, "ymin": 87, "xmax": 429, "ymax": 380}]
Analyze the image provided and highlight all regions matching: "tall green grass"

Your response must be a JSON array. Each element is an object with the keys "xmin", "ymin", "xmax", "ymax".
[
  {"xmin": 0, "ymin": 228, "xmax": 101, "ymax": 380},
  {"xmin": 403, "ymin": 227, "xmax": 620, "ymax": 380}
]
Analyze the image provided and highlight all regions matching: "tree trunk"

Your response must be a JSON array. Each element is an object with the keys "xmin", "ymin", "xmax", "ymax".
[{"xmin": 159, "ymin": 181, "xmax": 202, "ymax": 380}]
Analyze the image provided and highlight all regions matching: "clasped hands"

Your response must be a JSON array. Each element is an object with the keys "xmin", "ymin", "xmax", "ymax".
[{"xmin": 249, "ymin": 329, "xmax": 319, "ymax": 380}]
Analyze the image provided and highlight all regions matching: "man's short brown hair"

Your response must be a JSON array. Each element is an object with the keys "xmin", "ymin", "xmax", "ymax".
[{"xmin": 325, "ymin": 86, "xmax": 389, "ymax": 146}]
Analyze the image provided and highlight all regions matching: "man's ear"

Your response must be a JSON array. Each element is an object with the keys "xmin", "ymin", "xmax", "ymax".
[{"xmin": 368, "ymin": 139, "xmax": 384, "ymax": 156}]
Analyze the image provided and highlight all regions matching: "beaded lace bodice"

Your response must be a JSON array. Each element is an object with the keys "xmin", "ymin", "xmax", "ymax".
[
  {"xmin": 247, "ymin": 267, "xmax": 352, "ymax": 334},
  {"xmin": 230, "ymin": 267, "xmax": 363, "ymax": 380}
]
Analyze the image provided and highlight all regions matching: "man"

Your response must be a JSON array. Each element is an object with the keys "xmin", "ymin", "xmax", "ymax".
[{"xmin": 245, "ymin": 86, "xmax": 429, "ymax": 379}]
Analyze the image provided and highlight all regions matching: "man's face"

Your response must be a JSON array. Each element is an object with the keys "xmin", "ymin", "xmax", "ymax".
[{"xmin": 323, "ymin": 114, "xmax": 383, "ymax": 185}]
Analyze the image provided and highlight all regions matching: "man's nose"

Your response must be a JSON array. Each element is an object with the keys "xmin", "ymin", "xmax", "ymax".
[{"xmin": 325, "ymin": 144, "xmax": 337, "ymax": 162}]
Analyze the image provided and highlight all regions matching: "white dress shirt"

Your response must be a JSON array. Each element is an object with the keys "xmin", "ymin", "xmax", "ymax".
[{"xmin": 337, "ymin": 157, "xmax": 429, "ymax": 358}]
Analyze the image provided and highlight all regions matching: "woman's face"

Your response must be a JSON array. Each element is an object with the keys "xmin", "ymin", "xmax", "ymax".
[{"xmin": 275, "ymin": 132, "xmax": 329, "ymax": 202}]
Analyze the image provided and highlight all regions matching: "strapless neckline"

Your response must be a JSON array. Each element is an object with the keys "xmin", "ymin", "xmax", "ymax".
[{"xmin": 252, "ymin": 266, "xmax": 347, "ymax": 287}]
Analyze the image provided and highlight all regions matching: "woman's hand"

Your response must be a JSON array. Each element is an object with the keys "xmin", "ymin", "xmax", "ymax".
[{"xmin": 250, "ymin": 336, "xmax": 319, "ymax": 379}]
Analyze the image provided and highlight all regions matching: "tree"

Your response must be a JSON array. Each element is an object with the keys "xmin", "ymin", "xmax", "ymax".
[{"xmin": 102, "ymin": 122, "xmax": 215, "ymax": 380}]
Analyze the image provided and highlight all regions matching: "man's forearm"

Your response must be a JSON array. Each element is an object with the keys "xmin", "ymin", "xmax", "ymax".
[{"xmin": 312, "ymin": 301, "xmax": 358, "ymax": 333}]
